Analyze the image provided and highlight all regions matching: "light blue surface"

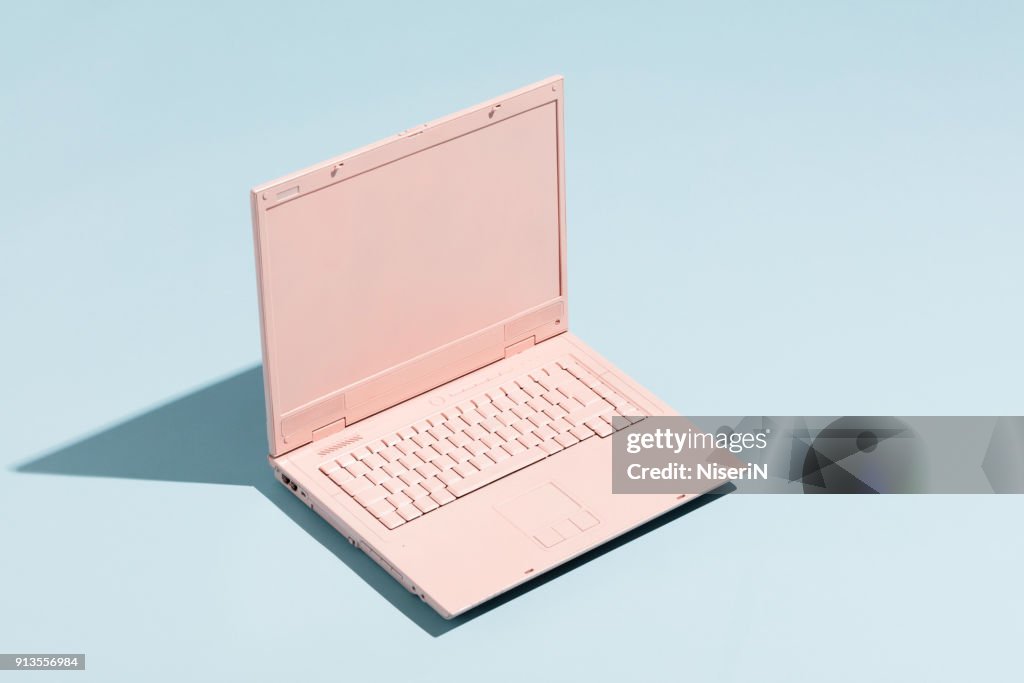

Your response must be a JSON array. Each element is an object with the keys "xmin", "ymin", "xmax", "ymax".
[{"xmin": 2, "ymin": 2, "xmax": 1023, "ymax": 681}]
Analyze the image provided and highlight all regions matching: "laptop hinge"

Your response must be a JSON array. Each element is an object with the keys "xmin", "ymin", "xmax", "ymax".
[
  {"xmin": 504, "ymin": 336, "xmax": 535, "ymax": 358},
  {"xmin": 312, "ymin": 416, "xmax": 347, "ymax": 442}
]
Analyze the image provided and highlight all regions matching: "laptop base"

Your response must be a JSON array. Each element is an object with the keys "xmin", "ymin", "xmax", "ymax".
[{"xmin": 271, "ymin": 333, "xmax": 714, "ymax": 618}]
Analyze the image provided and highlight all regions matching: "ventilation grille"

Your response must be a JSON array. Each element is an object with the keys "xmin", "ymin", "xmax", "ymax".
[{"xmin": 318, "ymin": 434, "xmax": 362, "ymax": 456}]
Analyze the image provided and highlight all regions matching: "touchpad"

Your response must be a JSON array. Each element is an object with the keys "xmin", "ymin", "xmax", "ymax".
[{"xmin": 496, "ymin": 482, "xmax": 600, "ymax": 549}]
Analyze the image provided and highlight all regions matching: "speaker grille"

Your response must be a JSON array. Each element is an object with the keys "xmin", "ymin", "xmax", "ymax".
[{"xmin": 318, "ymin": 434, "xmax": 362, "ymax": 456}]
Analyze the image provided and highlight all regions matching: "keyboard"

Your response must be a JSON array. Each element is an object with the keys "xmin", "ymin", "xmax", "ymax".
[{"xmin": 317, "ymin": 356, "xmax": 647, "ymax": 530}]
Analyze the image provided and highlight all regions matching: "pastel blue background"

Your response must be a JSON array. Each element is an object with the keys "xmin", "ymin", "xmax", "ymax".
[{"xmin": 2, "ymin": 2, "xmax": 1022, "ymax": 681}]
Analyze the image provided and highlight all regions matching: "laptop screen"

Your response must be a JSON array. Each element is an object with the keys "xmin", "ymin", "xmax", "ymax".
[{"xmin": 261, "ymin": 101, "xmax": 562, "ymax": 420}]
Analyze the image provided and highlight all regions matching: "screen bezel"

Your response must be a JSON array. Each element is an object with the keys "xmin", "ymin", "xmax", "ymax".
[{"xmin": 251, "ymin": 77, "xmax": 567, "ymax": 456}]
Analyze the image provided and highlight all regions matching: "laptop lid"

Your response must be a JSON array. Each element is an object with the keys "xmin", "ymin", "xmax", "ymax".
[{"xmin": 252, "ymin": 77, "xmax": 568, "ymax": 457}]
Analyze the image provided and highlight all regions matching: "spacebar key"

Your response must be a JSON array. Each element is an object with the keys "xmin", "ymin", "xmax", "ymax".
[{"xmin": 447, "ymin": 449, "xmax": 547, "ymax": 497}]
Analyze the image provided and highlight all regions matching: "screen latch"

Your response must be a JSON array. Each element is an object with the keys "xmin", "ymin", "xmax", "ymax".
[
  {"xmin": 504, "ymin": 336, "xmax": 536, "ymax": 359},
  {"xmin": 312, "ymin": 416, "xmax": 347, "ymax": 442}
]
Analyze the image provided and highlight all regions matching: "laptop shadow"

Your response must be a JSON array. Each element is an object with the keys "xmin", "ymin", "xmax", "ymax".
[{"xmin": 14, "ymin": 367, "xmax": 733, "ymax": 637}]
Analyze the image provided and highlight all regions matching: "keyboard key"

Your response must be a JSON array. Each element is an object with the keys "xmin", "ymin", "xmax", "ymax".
[
  {"xmin": 427, "ymin": 425, "xmax": 451, "ymax": 441},
  {"xmin": 363, "ymin": 453, "xmax": 386, "ymax": 470},
  {"xmin": 550, "ymin": 417, "xmax": 573, "ymax": 434},
  {"xmin": 329, "ymin": 469, "xmax": 353, "ymax": 486},
  {"xmin": 533, "ymin": 424, "xmax": 557, "ymax": 441},
  {"xmin": 399, "ymin": 470, "xmax": 424, "ymax": 487},
  {"xmin": 319, "ymin": 461, "xmax": 340, "ymax": 475},
  {"xmin": 512, "ymin": 420, "xmax": 533, "ymax": 435},
  {"xmin": 437, "ymin": 470, "xmax": 462, "ymax": 486},
  {"xmin": 342, "ymin": 476, "xmax": 372, "ymax": 497},
  {"xmin": 485, "ymin": 447, "xmax": 508, "ymax": 463},
  {"xmin": 414, "ymin": 447, "xmax": 439, "ymax": 464},
  {"xmin": 430, "ymin": 489, "xmax": 456, "ymax": 506},
  {"xmin": 558, "ymin": 358, "xmax": 597, "ymax": 382},
  {"xmin": 431, "ymin": 439, "xmax": 456, "ymax": 457},
  {"xmin": 464, "ymin": 441, "xmax": 487, "ymax": 457},
  {"xmin": 355, "ymin": 485, "xmax": 389, "ymax": 507},
  {"xmin": 554, "ymin": 432, "xmax": 580, "ymax": 448},
  {"xmin": 411, "ymin": 433, "xmax": 434, "ymax": 449},
  {"xmin": 539, "ymin": 440, "xmax": 563, "ymax": 456},
  {"xmin": 433, "ymin": 454, "xmax": 458, "ymax": 471},
  {"xmin": 586, "ymin": 418, "xmax": 614, "ymax": 437},
  {"xmin": 386, "ymin": 491, "xmax": 412, "ymax": 509},
  {"xmin": 404, "ymin": 483, "xmax": 429, "ymax": 501},
  {"xmin": 453, "ymin": 462, "xmax": 478, "ymax": 477},
  {"xmin": 518, "ymin": 432, "xmax": 542, "ymax": 448},
  {"xmin": 469, "ymin": 455, "xmax": 494, "ymax": 471},
  {"xmin": 507, "ymin": 389, "xmax": 530, "ymax": 404},
  {"xmin": 478, "ymin": 418, "xmax": 501, "ymax": 434},
  {"xmin": 517, "ymin": 379, "xmax": 541, "ymax": 397},
  {"xmin": 420, "ymin": 476, "xmax": 445, "ymax": 493},
  {"xmin": 379, "ymin": 446, "xmax": 403, "ymax": 462},
  {"xmin": 558, "ymin": 377, "xmax": 593, "ymax": 403},
  {"xmin": 380, "ymin": 512, "xmax": 405, "ymax": 529},
  {"xmin": 447, "ymin": 448, "xmax": 546, "ymax": 497},
  {"xmin": 543, "ymin": 405, "xmax": 565, "ymax": 420},
  {"xmin": 491, "ymin": 396, "xmax": 513, "ymax": 411},
  {"xmin": 564, "ymin": 401, "xmax": 610, "ymax": 427},
  {"xmin": 526, "ymin": 397, "xmax": 547, "ymax": 412},
  {"xmin": 382, "ymin": 478, "xmax": 405, "ymax": 494},
  {"xmin": 463, "ymin": 424, "xmax": 486, "ymax": 440},
  {"xmin": 527, "ymin": 412, "xmax": 550, "ymax": 428},
  {"xmin": 450, "ymin": 449, "xmax": 473, "ymax": 465},
  {"xmin": 536, "ymin": 374, "xmax": 558, "ymax": 391},
  {"xmin": 367, "ymin": 499, "xmax": 396, "ymax": 519},
  {"xmin": 415, "ymin": 462, "xmax": 442, "ymax": 479},
  {"xmin": 414, "ymin": 496, "xmax": 439, "ymax": 513},
  {"xmin": 541, "ymin": 390, "xmax": 562, "ymax": 405},
  {"xmin": 447, "ymin": 431, "xmax": 470, "ymax": 448},
  {"xmin": 494, "ymin": 427, "xmax": 516, "ymax": 442},
  {"xmin": 397, "ymin": 505, "xmax": 422, "ymax": 522},
  {"xmin": 501, "ymin": 440, "xmax": 527, "ymax": 457},
  {"xmin": 367, "ymin": 469, "xmax": 391, "ymax": 485},
  {"xmin": 345, "ymin": 461, "xmax": 370, "ymax": 478},
  {"xmin": 570, "ymin": 424, "xmax": 594, "ymax": 440},
  {"xmin": 383, "ymin": 462, "xmax": 406, "ymax": 478},
  {"xmin": 494, "ymin": 413, "xmax": 517, "ymax": 428},
  {"xmin": 477, "ymin": 403, "xmax": 500, "ymax": 418}
]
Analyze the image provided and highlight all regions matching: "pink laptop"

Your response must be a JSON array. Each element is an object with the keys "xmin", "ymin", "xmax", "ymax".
[{"xmin": 251, "ymin": 76, "xmax": 719, "ymax": 618}]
